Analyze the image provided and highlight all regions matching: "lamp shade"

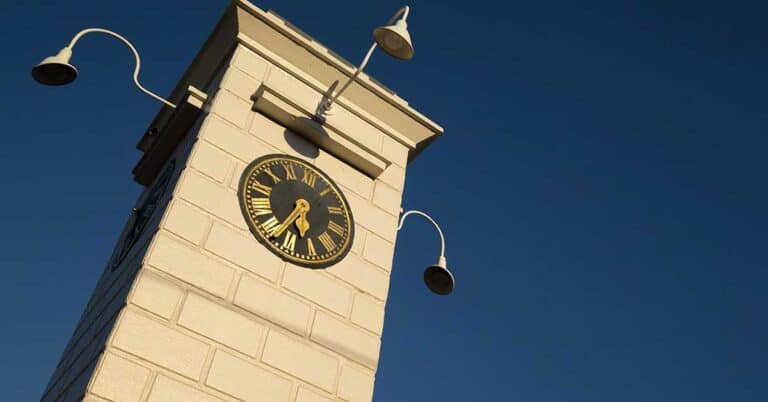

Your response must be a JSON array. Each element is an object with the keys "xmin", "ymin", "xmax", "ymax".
[
  {"xmin": 424, "ymin": 256, "xmax": 454, "ymax": 295},
  {"xmin": 373, "ymin": 19, "xmax": 414, "ymax": 60},
  {"xmin": 31, "ymin": 47, "xmax": 77, "ymax": 86}
]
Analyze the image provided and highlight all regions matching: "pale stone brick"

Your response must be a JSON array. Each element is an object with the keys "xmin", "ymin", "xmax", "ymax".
[
  {"xmin": 351, "ymin": 293, "xmax": 385, "ymax": 335},
  {"xmin": 91, "ymin": 353, "xmax": 150, "ymax": 402},
  {"xmin": 229, "ymin": 161, "xmax": 245, "ymax": 190},
  {"xmin": 261, "ymin": 331, "xmax": 338, "ymax": 392},
  {"xmin": 361, "ymin": 233, "xmax": 395, "ymax": 272},
  {"xmin": 146, "ymin": 234, "xmax": 234, "ymax": 298},
  {"xmin": 178, "ymin": 293, "xmax": 266, "ymax": 357},
  {"xmin": 200, "ymin": 116, "xmax": 273, "ymax": 163},
  {"xmin": 232, "ymin": 45, "xmax": 270, "ymax": 81},
  {"xmin": 190, "ymin": 141, "xmax": 232, "ymax": 183},
  {"xmin": 372, "ymin": 182, "xmax": 401, "ymax": 217},
  {"xmin": 148, "ymin": 375, "xmax": 223, "ymax": 402},
  {"xmin": 344, "ymin": 190, "xmax": 397, "ymax": 242},
  {"xmin": 205, "ymin": 222, "xmax": 283, "ymax": 282},
  {"xmin": 296, "ymin": 387, "xmax": 334, "ymax": 402},
  {"xmin": 337, "ymin": 365, "xmax": 375, "ymax": 402},
  {"xmin": 112, "ymin": 310, "xmax": 209, "ymax": 380},
  {"xmin": 327, "ymin": 253, "xmax": 389, "ymax": 301},
  {"xmin": 162, "ymin": 200, "xmax": 210, "ymax": 245},
  {"xmin": 326, "ymin": 107, "xmax": 384, "ymax": 154},
  {"xmin": 177, "ymin": 170, "xmax": 247, "ymax": 230},
  {"xmin": 250, "ymin": 112, "xmax": 318, "ymax": 160},
  {"xmin": 206, "ymin": 350, "xmax": 292, "ymax": 402},
  {"xmin": 316, "ymin": 151, "xmax": 373, "ymax": 199},
  {"xmin": 282, "ymin": 265, "xmax": 353, "ymax": 317},
  {"xmin": 130, "ymin": 271, "xmax": 182, "ymax": 320},
  {"xmin": 378, "ymin": 164, "xmax": 406, "ymax": 191},
  {"xmin": 380, "ymin": 136, "xmax": 408, "ymax": 167},
  {"xmin": 234, "ymin": 274, "xmax": 311, "ymax": 336},
  {"xmin": 209, "ymin": 90, "xmax": 251, "ymax": 128},
  {"xmin": 82, "ymin": 395, "xmax": 109, "ymax": 402},
  {"xmin": 311, "ymin": 312, "xmax": 380, "ymax": 369},
  {"xmin": 264, "ymin": 68, "xmax": 321, "ymax": 117},
  {"xmin": 351, "ymin": 227, "xmax": 366, "ymax": 256},
  {"xmin": 221, "ymin": 66, "xmax": 262, "ymax": 101}
]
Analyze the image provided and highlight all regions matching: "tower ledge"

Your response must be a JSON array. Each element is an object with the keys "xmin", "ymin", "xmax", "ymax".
[{"xmin": 134, "ymin": 0, "xmax": 443, "ymax": 185}]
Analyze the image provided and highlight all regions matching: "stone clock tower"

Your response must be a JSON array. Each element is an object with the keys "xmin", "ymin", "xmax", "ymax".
[{"xmin": 40, "ymin": 1, "xmax": 442, "ymax": 401}]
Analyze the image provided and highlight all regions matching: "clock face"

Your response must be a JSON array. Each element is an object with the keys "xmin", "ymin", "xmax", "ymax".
[
  {"xmin": 111, "ymin": 160, "xmax": 176, "ymax": 271},
  {"xmin": 238, "ymin": 154, "xmax": 354, "ymax": 268}
]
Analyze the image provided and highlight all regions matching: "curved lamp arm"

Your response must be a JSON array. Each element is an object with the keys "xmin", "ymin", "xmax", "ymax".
[
  {"xmin": 397, "ymin": 209, "xmax": 446, "ymax": 258},
  {"xmin": 67, "ymin": 28, "xmax": 176, "ymax": 108},
  {"xmin": 316, "ymin": 6, "xmax": 410, "ymax": 117}
]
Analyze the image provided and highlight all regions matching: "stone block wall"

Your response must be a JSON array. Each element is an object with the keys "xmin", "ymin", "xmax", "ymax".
[
  {"xmin": 40, "ymin": 155, "xmax": 184, "ymax": 402},
  {"xmin": 52, "ymin": 44, "xmax": 410, "ymax": 402}
]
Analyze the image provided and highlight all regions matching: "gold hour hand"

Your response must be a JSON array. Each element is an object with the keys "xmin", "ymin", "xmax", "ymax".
[{"xmin": 295, "ymin": 211, "xmax": 310, "ymax": 237}]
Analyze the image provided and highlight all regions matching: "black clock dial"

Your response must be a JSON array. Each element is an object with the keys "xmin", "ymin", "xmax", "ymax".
[
  {"xmin": 110, "ymin": 160, "xmax": 175, "ymax": 271},
  {"xmin": 238, "ymin": 154, "xmax": 354, "ymax": 268}
]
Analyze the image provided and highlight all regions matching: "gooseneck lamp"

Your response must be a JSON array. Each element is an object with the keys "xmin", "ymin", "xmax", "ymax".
[
  {"xmin": 31, "ymin": 28, "xmax": 176, "ymax": 109},
  {"xmin": 315, "ymin": 5, "xmax": 414, "ymax": 118},
  {"xmin": 397, "ymin": 210, "xmax": 455, "ymax": 295}
]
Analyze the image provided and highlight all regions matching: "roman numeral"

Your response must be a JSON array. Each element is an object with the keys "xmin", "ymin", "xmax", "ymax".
[
  {"xmin": 251, "ymin": 198, "xmax": 272, "ymax": 216},
  {"xmin": 327, "ymin": 220, "xmax": 345, "ymax": 236},
  {"xmin": 251, "ymin": 181, "xmax": 272, "ymax": 196},
  {"xmin": 319, "ymin": 187, "xmax": 331, "ymax": 197},
  {"xmin": 317, "ymin": 232, "xmax": 336, "ymax": 252},
  {"xmin": 281, "ymin": 230, "xmax": 297, "ymax": 252},
  {"xmin": 284, "ymin": 164, "xmax": 297, "ymax": 181},
  {"xmin": 328, "ymin": 206, "xmax": 343, "ymax": 215},
  {"xmin": 306, "ymin": 238, "xmax": 317, "ymax": 256},
  {"xmin": 261, "ymin": 216, "xmax": 280, "ymax": 237},
  {"xmin": 302, "ymin": 169, "xmax": 317, "ymax": 188},
  {"xmin": 264, "ymin": 167, "xmax": 281, "ymax": 183}
]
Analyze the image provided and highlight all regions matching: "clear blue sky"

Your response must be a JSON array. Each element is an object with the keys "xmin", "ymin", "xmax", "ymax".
[{"xmin": 1, "ymin": 0, "xmax": 766, "ymax": 401}]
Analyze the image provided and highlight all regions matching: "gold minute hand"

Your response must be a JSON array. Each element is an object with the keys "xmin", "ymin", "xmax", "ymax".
[
  {"xmin": 271, "ymin": 199, "xmax": 309, "ymax": 238},
  {"xmin": 271, "ymin": 206, "xmax": 302, "ymax": 238}
]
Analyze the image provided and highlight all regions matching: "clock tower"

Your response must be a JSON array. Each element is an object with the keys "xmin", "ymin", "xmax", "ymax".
[{"xmin": 40, "ymin": 1, "xmax": 443, "ymax": 401}]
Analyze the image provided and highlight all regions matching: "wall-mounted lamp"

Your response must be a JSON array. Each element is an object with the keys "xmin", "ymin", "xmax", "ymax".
[
  {"xmin": 31, "ymin": 28, "xmax": 176, "ymax": 109},
  {"xmin": 315, "ymin": 5, "xmax": 414, "ymax": 118},
  {"xmin": 397, "ymin": 210, "xmax": 455, "ymax": 295}
]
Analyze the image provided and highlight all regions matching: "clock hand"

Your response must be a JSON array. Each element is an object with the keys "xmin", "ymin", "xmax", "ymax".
[
  {"xmin": 295, "ymin": 209, "xmax": 310, "ymax": 238},
  {"xmin": 272, "ymin": 199, "xmax": 310, "ymax": 238},
  {"xmin": 294, "ymin": 200, "xmax": 311, "ymax": 237},
  {"xmin": 272, "ymin": 206, "xmax": 302, "ymax": 238}
]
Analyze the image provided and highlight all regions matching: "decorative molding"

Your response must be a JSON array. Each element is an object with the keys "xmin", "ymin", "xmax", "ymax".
[
  {"xmin": 253, "ymin": 83, "xmax": 390, "ymax": 178},
  {"xmin": 133, "ymin": 86, "xmax": 208, "ymax": 186},
  {"xmin": 234, "ymin": 0, "xmax": 443, "ymax": 136},
  {"xmin": 236, "ymin": 33, "xmax": 416, "ymax": 151}
]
